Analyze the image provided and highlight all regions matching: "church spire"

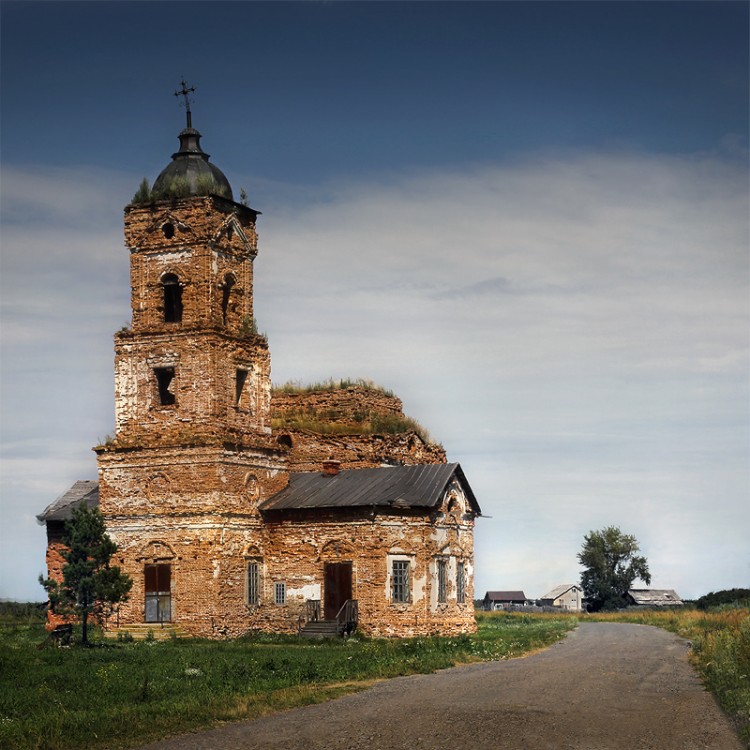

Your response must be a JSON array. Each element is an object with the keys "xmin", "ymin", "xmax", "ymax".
[
  {"xmin": 150, "ymin": 80, "xmax": 234, "ymax": 200},
  {"xmin": 174, "ymin": 78, "xmax": 196, "ymax": 129}
]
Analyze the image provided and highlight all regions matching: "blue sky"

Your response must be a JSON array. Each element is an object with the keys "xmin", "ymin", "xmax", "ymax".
[{"xmin": 1, "ymin": 1, "xmax": 748, "ymax": 602}]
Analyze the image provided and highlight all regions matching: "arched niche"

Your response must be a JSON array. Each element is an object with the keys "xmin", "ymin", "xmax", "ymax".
[
  {"xmin": 321, "ymin": 539, "xmax": 356, "ymax": 561},
  {"xmin": 137, "ymin": 540, "xmax": 176, "ymax": 562}
]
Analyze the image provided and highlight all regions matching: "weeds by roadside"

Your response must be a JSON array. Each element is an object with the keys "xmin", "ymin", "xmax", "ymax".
[{"xmin": 584, "ymin": 607, "xmax": 750, "ymax": 745}]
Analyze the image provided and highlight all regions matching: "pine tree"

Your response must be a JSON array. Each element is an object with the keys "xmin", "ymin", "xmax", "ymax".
[{"xmin": 40, "ymin": 505, "xmax": 132, "ymax": 645}]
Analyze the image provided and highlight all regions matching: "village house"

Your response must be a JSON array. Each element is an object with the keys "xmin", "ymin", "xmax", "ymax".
[
  {"xmin": 38, "ymin": 93, "xmax": 481, "ymax": 639},
  {"xmin": 626, "ymin": 589, "xmax": 684, "ymax": 608},
  {"xmin": 482, "ymin": 591, "xmax": 528, "ymax": 610},
  {"xmin": 539, "ymin": 584, "xmax": 583, "ymax": 612}
]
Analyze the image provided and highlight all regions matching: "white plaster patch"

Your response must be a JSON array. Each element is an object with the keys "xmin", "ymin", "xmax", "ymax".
[{"xmin": 288, "ymin": 583, "xmax": 320, "ymax": 600}]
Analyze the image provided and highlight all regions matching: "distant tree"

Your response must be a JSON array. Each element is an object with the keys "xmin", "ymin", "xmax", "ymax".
[
  {"xmin": 696, "ymin": 588, "xmax": 750, "ymax": 610},
  {"xmin": 39, "ymin": 505, "xmax": 132, "ymax": 645},
  {"xmin": 578, "ymin": 526, "xmax": 651, "ymax": 612}
]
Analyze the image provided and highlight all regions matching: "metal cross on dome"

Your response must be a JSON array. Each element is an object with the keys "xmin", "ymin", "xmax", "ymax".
[{"xmin": 174, "ymin": 79, "xmax": 196, "ymax": 128}]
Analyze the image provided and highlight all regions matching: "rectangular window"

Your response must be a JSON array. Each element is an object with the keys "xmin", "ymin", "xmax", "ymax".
[
  {"xmin": 154, "ymin": 367, "xmax": 176, "ymax": 406},
  {"xmin": 274, "ymin": 582, "xmax": 286, "ymax": 606},
  {"xmin": 247, "ymin": 562, "xmax": 260, "ymax": 606},
  {"xmin": 437, "ymin": 559, "xmax": 447, "ymax": 603},
  {"xmin": 392, "ymin": 560, "xmax": 410, "ymax": 604},
  {"xmin": 457, "ymin": 562, "xmax": 466, "ymax": 604},
  {"xmin": 235, "ymin": 368, "xmax": 248, "ymax": 407}
]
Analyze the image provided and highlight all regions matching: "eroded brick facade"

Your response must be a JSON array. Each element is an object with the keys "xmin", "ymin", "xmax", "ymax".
[{"xmin": 42, "ymin": 131, "xmax": 479, "ymax": 639}]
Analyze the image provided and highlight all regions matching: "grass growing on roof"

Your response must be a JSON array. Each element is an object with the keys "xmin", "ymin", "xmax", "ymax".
[{"xmin": 273, "ymin": 378, "xmax": 395, "ymax": 397}]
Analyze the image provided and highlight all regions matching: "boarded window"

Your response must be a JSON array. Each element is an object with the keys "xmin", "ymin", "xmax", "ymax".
[
  {"xmin": 457, "ymin": 561, "xmax": 466, "ymax": 604},
  {"xmin": 247, "ymin": 561, "xmax": 260, "ymax": 606},
  {"xmin": 392, "ymin": 560, "xmax": 410, "ymax": 604},
  {"xmin": 162, "ymin": 274, "xmax": 183, "ymax": 323},
  {"xmin": 437, "ymin": 559, "xmax": 447, "ymax": 604},
  {"xmin": 154, "ymin": 367, "xmax": 176, "ymax": 406},
  {"xmin": 274, "ymin": 582, "xmax": 286, "ymax": 606}
]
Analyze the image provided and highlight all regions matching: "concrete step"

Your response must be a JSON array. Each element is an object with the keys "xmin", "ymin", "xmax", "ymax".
[{"xmin": 300, "ymin": 620, "xmax": 340, "ymax": 639}]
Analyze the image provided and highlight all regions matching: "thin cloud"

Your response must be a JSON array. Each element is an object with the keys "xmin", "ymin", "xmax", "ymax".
[{"xmin": 1, "ymin": 150, "xmax": 747, "ymax": 601}]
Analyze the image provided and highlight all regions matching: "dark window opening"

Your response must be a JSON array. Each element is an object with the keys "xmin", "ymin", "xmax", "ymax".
[
  {"xmin": 155, "ymin": 367, "xmax": 176, "ymax": 406},
  {"xmin": 277, "ymin": 434, "xmax": 293, "ymax": 449},
  {"xmin": 162, "ymin": 222, "xmax": 175, "ymax": 239},
  {"xmin": 235, "ymin": 368, "xmax": 248, "ymax": 406},
  {"xmin": 162, "ymin": 274, "xmax": 183, "ymax": 323},
  {"xmin": 247, "ymin": 561, "xmax": 260, "ymax": 606},
  {"xmin": 221, "ymin": 275, "xmax": 235, "ymax": 325}
]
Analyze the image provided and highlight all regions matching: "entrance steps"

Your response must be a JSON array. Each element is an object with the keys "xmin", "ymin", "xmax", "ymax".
[
  {"xmin": 104, "ymin": 623, "xmax": 191, "ymax": 641},
  {"xmin": 299, "ymin": 620, "xmax": 341, "ymax": 639}
]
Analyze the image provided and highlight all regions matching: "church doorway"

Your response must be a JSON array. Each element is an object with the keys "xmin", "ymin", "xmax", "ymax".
[
  {"xmin": 144, "ymin": 563, "xmax": 172, "ymax": 623},
  {"xmin": 324, "ymin": 562, "xmax": 352, "ymax": 620}
]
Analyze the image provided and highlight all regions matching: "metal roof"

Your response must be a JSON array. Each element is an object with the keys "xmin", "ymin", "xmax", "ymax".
[
  {"xmin": 260, "ymin": 463, "xmax": 480, "ymax": 514},
  {"xmin": 36, "ymin": 480, "xmax": 99, "ymax": 523},
  {"xmin": 484, "ymin": 591, "xmax": 527, "ymax": 602},
  {"xmin": 627, "ymin": 589, "xmax": 683, "ymax": 605}
]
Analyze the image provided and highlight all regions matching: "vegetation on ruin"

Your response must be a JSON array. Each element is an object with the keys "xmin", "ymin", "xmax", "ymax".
[
  {"xmin": 130, "ymin": 175, "xmax": 231, "ymax": 204},
  {"xmin": 238, "ymin": 315, "xmax": 266, "ymax": 340},
  {"xmin": 273, "ymin": 378, "xmax": 396, "ymax": 397},
  {"xmin": 0, "ymin": 612, "xmax": 573, "ymax": 750},
  {"xmin": 271, "ymin": 379, "xmax": 437, "ymax": 443},
  {"xmin": 270, "ymin": 410, "xmax": 433, "ymax": 443}
]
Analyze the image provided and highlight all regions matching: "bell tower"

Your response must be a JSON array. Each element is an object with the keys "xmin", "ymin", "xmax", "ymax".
[
  {"xmin": 95, "ymin": 86, "xmax": 288, "ymax": 633},
  {"xmin": 113, "ymin": 90, "xmax": 271, "ymax": 447}
]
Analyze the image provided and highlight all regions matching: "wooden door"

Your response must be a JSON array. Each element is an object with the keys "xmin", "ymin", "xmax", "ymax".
[{"xmin": 324, "ymin": 562, "xmax": 352, "ymax": 620}]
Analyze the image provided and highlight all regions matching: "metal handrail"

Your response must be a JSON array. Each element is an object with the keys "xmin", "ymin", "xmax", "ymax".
[{"xmin": 335, "ymin": 599, "xmax": 358, "ymax": 636}]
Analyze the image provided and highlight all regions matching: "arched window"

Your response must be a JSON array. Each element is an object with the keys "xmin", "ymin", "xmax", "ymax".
[
  {"xmin": 162, "ymin": 274, "xmax": 182, "ymax": 323},
  {"xmin": 221, "ymin": 274, "xmax": 235, "ymax": 325}
]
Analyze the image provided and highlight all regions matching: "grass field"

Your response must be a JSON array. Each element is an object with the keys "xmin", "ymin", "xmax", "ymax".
[
  {"xmin": 2, "ymin": 606, "xmax": 746, "ymax": 750},
  {"xmin": 0, "ymin": 612, "xmax": 574, "ymax": 750}
]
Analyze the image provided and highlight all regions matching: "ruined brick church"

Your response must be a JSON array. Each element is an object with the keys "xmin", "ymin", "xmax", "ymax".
[{"xmin": 39, "ymin": 95, "xmax": 480, "ymax": 638}]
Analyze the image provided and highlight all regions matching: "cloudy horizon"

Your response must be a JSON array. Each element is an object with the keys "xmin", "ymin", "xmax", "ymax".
[{"xmin": 1, "ymin": 1, "xmax": 747, "ymax": 603}]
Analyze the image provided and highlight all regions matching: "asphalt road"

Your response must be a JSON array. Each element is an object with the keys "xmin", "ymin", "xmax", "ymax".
[{"xmin": 137, "ymin": 622, "xmax": 744, "ymax": 750}]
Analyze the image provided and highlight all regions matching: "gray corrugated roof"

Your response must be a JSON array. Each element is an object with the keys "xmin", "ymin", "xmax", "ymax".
[
  {"xmin": 484, "ymin": 591, "xmax": 528, "ymax": 602},
  {"xmin": 260, "ymin": 463, "xmax": 480, "ymax": 514},
  {"xmin": 628, "ymin": 589, "xmax": 683, "ymax": 605},
  {"xmin": 36, "ymin": 480, "xmax": 99, "ymax": 523}
]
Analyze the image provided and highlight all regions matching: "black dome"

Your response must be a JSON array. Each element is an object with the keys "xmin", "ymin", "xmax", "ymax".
[{"xmin": 152, "ymin": 127, "xmax": 233, "ymax": 200}]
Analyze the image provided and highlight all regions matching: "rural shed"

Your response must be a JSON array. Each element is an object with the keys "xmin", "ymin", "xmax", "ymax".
[
  {"xmin": 626, "ymin": 589, "xmax": 684, "ymax": 607},
  {"xmin": 483, "ymin": 591, "xmax": 528, "ymax": 610}
]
